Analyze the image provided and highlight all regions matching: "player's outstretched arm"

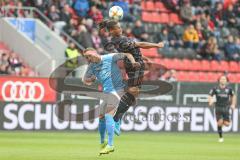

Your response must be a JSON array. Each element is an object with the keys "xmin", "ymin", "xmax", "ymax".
[
  {"xmin": 135, "ymin": 41, "xmax": 164, "ymax": 49},
  {"xmin": 114, "ymin": 53, "xmax": 140, "ymax": 68}
]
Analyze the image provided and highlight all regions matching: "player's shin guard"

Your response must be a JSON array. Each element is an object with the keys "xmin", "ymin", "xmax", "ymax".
[
  {"xmin": 113, "ymin": 92, "xmax": 135, "ymax": 122},
  {"xmin": 217, "ymin": 126, "xmax": 223, "ymax": 138},
  {"xmin": 105, "ymin": 114, "xmax": 115, "ymax": 146},
  {"xmin": 98, "ymin": 118, "xmax": 106, "ymax": 144}
]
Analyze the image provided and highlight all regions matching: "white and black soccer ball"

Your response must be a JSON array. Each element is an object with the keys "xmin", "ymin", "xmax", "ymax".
[{"xmin": 109, "ymin": 6, "xmax": 124, "ymax": 21}]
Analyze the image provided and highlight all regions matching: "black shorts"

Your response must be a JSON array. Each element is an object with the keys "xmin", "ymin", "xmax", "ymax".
[
  {"xmin": 126, "ymin": 65, "xmax": 145, "ymax": 87},
  {"xmin": 215, "ymin": 107, "xmax": 230, "ymax": 121}
]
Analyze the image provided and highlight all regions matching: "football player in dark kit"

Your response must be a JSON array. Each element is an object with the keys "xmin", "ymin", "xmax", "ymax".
[
  {"xmin": 208, "ymin": 75, "xmax": 236, "ymax": 143},
  {"xmin": 99, "ymin": 19, "xmax": 164, "ymax": 135}
]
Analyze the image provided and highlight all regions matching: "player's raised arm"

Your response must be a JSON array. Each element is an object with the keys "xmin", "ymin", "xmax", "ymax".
[
  {"xmin": 135, "ymin": 41, "xmax": 164, "ymax": 49},
  {"xmin": 113, "ymin": 53, "xmax": 140, "ymax": 68}
]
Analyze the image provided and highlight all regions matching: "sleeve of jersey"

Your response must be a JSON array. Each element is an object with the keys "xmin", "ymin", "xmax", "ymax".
[
  {"xmin": 209, "ymin": 88, "xmax": 216, "ymax": 96},
  {"xmin": 119, "ymin": 37, "xmax": 136, "ymax": 53}
]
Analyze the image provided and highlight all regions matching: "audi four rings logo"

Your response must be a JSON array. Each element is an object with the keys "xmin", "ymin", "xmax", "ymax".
[{"xmin": 1, "ymin": 81, "xmax": 45, "ymax": 102}]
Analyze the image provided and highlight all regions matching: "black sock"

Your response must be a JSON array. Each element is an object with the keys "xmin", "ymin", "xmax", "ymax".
[
  {"xmin": 218, "ymin": 126, "xmax": 223, "ymax": 138},
  {"xmin": 113, "ymin": 92, "xmax": 135, "ymax": 122}
]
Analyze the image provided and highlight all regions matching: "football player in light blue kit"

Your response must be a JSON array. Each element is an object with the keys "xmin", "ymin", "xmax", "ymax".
[{"xmin": 82, "ymin": 48, "xmax": 139, "ymax": 155}]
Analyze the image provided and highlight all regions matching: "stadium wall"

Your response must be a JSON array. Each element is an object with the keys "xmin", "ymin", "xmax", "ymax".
[
  {"xmin": 34, "ymin": 19, "xmax": 67, "ymax": 64},
  {"xmin": 0, "ymin": 77, "xmax": 239, "ymax": 132}
]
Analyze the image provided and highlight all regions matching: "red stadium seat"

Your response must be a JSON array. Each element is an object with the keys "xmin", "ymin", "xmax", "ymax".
[
  {"xmin": 177, "ymin": 71, "xmax": 188, "ymax": 81},
  {"xmin": 140, "ymin": 48, "xmax": 159, "ymax": 57},
  {"xmin": 236, "ymin": 73, "xmax": 240, "ymax": 83},
  {"xmin": 219, "ymin": 61, "xmax": 229, "ymax": 72},
  {"xmin": 188, "ymin": 72, "xmax": 199, "ymax": 82},
  {"xmin": 152, "ymin": 12, "xmax": 161, "ymax": 23},
  {"xmin": 191, "ymin": 60, "xmax": 201, "ymax": 71},
  {"xmin": 153, "ymin": 58, "xmax": 168, "ymax": 71},
  {"xmin": 181, "ymin": 59, "xmax": 192, "ymax": 70},
  {"xmin": 228, "ymin": 73, "xmax": 240, "ymax": 83},
  {"xmin": 155, "ymin": 2, "xmax": 170, "ymax": 12},
  {"xmin": 159, "ymin": 58, "xmax": 170, "ymax": 69},
  {"xmin": 217, "ymin": 72, "xmax": 223, "ymax": 77},
  {"xmin": 145, "ymin": 1, "xmax": 155, "ymax": 11},
  {"xmin": 171, "ymin": 58, "xmax": 182, "ymax": 70},
  {"xmin": 206, "ymin": 72, "xmax": 215, "ymax": 82},
  {"xmin": 169, "ymin": 13, "xmax": 183, "ymax": 24},
  {"xmin": 207, "ymin": 72, "xmax": 219, "ymax": 82},
  {"xmin": 229, "ymin": 61, "xmax": 239, "ymax": 72},
  {"xmin": 201, "ymin": 60, "xmax": 210, "ymax": 71},
  {"xmin": 158, "ymin": 13, "xmax": 169, "ymax": 24},
  {"xmin": 228, "ymin": 73, "xmax": 238, "ymax": 83},
  {"xmin": 142, "ymin": 11, "xmax": 152, "ymax": 22},
  {"xmin": 210, "ymin": 60, "xmax": 221, "ymax": 71},
  {"xmin": 163, "ymin": 58, "xmax": 173, "ymax": 69},
  {"xmin": 198, "ymin": 72, "xmax": 208, "ymax": 82},
  {"xmin": 155, "ymin": 58, "xmax": 164, "ymax": 67}
]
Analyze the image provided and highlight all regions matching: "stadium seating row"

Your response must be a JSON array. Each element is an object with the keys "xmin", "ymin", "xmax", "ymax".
[
  {"xmin": 141, "ymin": 48, "xmax": 196, "ymax": 60},
  {"xmin": 142, "ymin": 11, "xmax": 183, "ymax": 24},
  {"xmin": 141, "ymin": 1, "xmax": 170, "ymax": 12},
  {"xmin": 155, "ymin": 58, "xmax": 240, "ymax": 73}
]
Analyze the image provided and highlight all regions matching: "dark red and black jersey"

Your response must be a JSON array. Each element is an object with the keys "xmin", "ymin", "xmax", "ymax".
[{"xmin": 209, "ymin": 86, "xmax": 234, "ymax": 107}]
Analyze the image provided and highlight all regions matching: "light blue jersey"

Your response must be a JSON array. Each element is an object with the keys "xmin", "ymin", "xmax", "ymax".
[{"xmin": 84, "ymin": 53, "xmax": 126, "ymax": 93}]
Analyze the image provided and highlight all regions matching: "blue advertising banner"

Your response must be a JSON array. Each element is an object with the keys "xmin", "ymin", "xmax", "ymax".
[{"xmin": 8, "ymin": 18, "xmax": 35, "ymax": 41}]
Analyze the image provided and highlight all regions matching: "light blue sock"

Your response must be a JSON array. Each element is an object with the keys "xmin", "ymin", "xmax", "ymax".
[
  {"xmin": 98, "ymin": 118, "xmax": 106, "ymax": 144},
  {"xmin": 105, "ymin": 114, "xmax": 115, "ymax": 146}
]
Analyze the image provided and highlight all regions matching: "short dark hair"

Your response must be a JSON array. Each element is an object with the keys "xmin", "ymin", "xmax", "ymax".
[{"xmin": 98, "ymin": 19, "xmax": 118, "ymax": 31}]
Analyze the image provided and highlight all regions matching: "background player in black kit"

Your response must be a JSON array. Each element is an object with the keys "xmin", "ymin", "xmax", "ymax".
[
  {"xmin": 99, "ymin": 19, "xmax": 164, "ymax": 135},
  {"xmin": 208, "ymin": 75, "xmax": 236, "ymax": 142}
]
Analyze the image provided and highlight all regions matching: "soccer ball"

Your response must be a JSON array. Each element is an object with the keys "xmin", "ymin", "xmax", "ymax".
[{"xmin": 109, "ymin": 6, "xmax": 124, "ymax": 21}]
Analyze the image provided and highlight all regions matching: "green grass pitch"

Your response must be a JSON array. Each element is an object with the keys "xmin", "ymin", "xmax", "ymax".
[{"xmin": 0, "ymin": 132, "xmax": 239, "ymax": 160}]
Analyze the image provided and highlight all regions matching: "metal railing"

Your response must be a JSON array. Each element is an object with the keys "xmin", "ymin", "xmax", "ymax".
[{"xmin": 1, "ymin": 5, "xmax": 85, "ymax": 52}]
